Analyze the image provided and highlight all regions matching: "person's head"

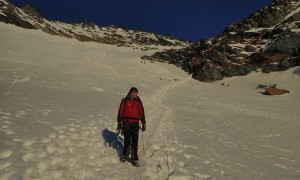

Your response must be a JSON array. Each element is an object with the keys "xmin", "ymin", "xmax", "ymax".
[{"xmin": 129, "ymin": 87, "xmax": 138, "ymax": 98}]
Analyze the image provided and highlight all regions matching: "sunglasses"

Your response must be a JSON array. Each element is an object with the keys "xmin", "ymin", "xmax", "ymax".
[{"xmin": 131, "ymin": 90, "xmax": 138, "ymax": 93}]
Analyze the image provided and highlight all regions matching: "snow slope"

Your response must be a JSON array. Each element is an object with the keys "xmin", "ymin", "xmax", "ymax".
[{"xmin": 0, "ymin": 22, "xmax": 300, "ymax": 180}]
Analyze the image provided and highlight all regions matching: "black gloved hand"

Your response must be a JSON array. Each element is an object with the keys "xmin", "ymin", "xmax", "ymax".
[
  {"xmin": 142, "ymin": 123, "xmax": 146, "ymax": 132},
  {"xmin": 117, "ymin": 122, "xmax": 123, "ymax": 135},
  {"xmin": 117, "ymin": 122, "xmax": 123, "ymax": 131}
]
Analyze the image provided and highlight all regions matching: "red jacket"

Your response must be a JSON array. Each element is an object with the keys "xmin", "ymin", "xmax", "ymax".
[{"xmin": 118, "ymin": 96, "xmax": 145, "ymax": 124}]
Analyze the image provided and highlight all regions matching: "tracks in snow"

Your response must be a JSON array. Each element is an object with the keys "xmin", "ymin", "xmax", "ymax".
[
  {"xmin": 137, "ymin": 77, "xmax": 191, "ymax": 179},
  {"xmin": 144, "ymin": 77, "xmax": 191, "ymax": 147}
]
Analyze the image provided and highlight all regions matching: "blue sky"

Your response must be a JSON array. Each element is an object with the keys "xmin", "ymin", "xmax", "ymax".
[{"xmin": 10, "ymin": 0, "xmax": 272, "ymax": 42}]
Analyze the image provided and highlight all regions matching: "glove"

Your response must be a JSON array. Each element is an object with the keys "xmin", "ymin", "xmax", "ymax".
[
  {"xmin": 142, "ymin": 123, "xmax": 146, "ymax": 132},
  {"xmin": 117, "ymin": 122, "xmax": 124, "ymax": 135},
  {"xmin": 117, "ymin": 122, "xmax": 123, "ymax": 131}
]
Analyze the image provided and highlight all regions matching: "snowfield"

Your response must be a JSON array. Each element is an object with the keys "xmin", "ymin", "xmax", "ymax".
[{"xmin": 0, "ymin": 22, "xmax": 300, "ymax": 180}]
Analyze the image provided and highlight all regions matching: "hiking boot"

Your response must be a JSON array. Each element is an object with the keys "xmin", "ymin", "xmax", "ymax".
[
  {"xmin": 132, "ymin": 160, "xmax": 140, "ymax": 167},
  {"xmin": 120, "ymin": 155, "xmax": 127, "ymax": 162}
]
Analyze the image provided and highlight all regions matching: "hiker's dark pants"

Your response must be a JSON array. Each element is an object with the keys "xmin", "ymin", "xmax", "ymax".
[{"xmin": 123, "ymin": 123, "xmax": 139, "ymax": 161}]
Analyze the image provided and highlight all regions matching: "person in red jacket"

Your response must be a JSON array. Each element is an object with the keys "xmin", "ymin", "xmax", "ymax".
[{"xmin": 117, "ymin": 87, "xmax": 146, "ymax": 166}]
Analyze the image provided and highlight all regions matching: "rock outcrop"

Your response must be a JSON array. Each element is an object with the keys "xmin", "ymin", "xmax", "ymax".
[
  {"xmin": 0, "ymin": 0, "xmax": 190, "ymax": 50},
  {"xmin": 143, "ymin": 0, "xmax": 300, "ymax": 82},
  {"xmin": 264, "ymin": 87, "xmax": 290, "ymax": 95}
]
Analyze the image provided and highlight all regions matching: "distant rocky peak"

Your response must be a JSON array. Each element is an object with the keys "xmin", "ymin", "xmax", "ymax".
[
  {"xmin": 272, "ymin": 0, "xmax": 294, "ymax": 4},
  {"xmin": 0, "ymin": 1, "xmax": 190, "ymax": 49},
  {"xmin": 225, "ymin": 0, "xmax": 299, "ymax": 32},
  {"xmin": 21, "ymin": 4, "xmax": 41, "ymax": 19},
  {"xmin": 144, "ymin": 0, "xmax": 299, "ymax": 82}
]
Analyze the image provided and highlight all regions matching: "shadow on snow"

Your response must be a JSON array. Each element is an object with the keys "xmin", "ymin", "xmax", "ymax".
[{"xmin": 102, "ymin": 128, "xmax": 124, "ymax": 156}]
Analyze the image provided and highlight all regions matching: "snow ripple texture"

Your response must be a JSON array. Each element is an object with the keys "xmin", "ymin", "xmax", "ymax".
[{"xmin": 1, "ymin": 23, "xmax": 300, "ymax": 180}]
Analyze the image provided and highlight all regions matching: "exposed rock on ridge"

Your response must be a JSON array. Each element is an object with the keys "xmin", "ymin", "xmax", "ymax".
[
  {"xmin": 0, "ymin": 0, "xmax": 190, "ymax": 49},
  {"xmin": 143, "ymin": 0, "xmax": 300, "ymax": 82}
]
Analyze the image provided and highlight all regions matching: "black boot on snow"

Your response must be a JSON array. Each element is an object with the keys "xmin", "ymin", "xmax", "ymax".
[
  {"xmin": 132, "ymin": 160, "xmax": 140, "ymax": 167},
  {"xmin": 120, "ymin": 156, "xmax": 127, "ymax": 162}
]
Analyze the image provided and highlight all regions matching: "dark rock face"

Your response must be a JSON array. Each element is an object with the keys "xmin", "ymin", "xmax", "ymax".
[
  {"xmin": 193, "ymin": 66, "xmax": 223, "ymax": 82},
  {"xmin": 222, "ymin": 65, "xmax": 255, "ymax": 77},
  {"xmin": 262, "ymin": 64, "xmax": 279, "ymax": 73},
  {"xmin": 266, "ymin": 31, "xmax": 300, "ymax": 56},
  {"xmin": 262, "ymin": 58, "xmax": 299, "ymax": 73},
  {"xmin": 0, "ymin": 12, "xmax": 36, "ymax": 29},
  {"xmin": 0, "ymin": 1, "xmax": 36, "ymax": 29},
  {"xmin": 144, "ymin": 0, "xmax": 300, "ymax": 82},
  {"xmin": 260, "ymin": 8, "xmax": 286, "ymax": 27},
  {"xmin": 245, "ymin": 45, "xmax": 256, "ymax": 52},
  {"xmin": 22, "ymin": 4, "xmax": 42, "ymax": 19}
]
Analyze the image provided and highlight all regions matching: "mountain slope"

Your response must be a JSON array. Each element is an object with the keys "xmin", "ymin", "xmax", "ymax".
[
  {"xmin": 1, "ymin": 22, "xmax": 300, "ymax": 179},
  {"xmin": 144, "ymin": 0, "xmax": 300, "ymax": 82},
  {"xmin": 0, "ymin": 0, "xmax": 190, "ymax": 50}
]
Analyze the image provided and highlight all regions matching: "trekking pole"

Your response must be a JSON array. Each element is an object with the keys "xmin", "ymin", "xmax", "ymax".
[
  {"xmin": 141, "ymin": 128, "xmax": 158, "ymax": 159},
  {"xmin": 142, "ymin": 130, "xmax": 146, "ymax": 156}
]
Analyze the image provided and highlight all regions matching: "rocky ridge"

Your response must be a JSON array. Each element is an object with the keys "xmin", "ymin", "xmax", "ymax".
[
  {"xmin": 143, "ymin": 0, "xmax": 300, "ymax": 82},
  {"xmin": 0, "ymin": 0, "xmax": 190, "ymax": 50}
]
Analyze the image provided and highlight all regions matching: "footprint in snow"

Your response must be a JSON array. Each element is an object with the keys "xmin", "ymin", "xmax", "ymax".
[
  {"xmin": 22, "ymin": 138, "xmax": 37, "ymax": 147},
  {"xmin": 0, "ymin": 150, "xmax": 13, "ymax": 159}
]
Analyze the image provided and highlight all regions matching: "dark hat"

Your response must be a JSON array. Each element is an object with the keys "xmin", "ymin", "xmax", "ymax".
[{"xmin": 129, "ymin": 87, "xmax": 138, "ymax": 93}]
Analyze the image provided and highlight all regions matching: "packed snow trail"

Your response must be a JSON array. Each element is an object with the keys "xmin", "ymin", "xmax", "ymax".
[
  {"xmin": 1, "ymin": 23, "xmax": 300, "ymax": 180},
  {"xmin": 148, "ymin": 77, "xmax": 300, "ymax": 180}
]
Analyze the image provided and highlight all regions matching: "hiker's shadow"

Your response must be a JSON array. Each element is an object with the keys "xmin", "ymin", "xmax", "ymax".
[{"xmin": 102, "ymin": 128, "xmax": 124, "ymax": 156}]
